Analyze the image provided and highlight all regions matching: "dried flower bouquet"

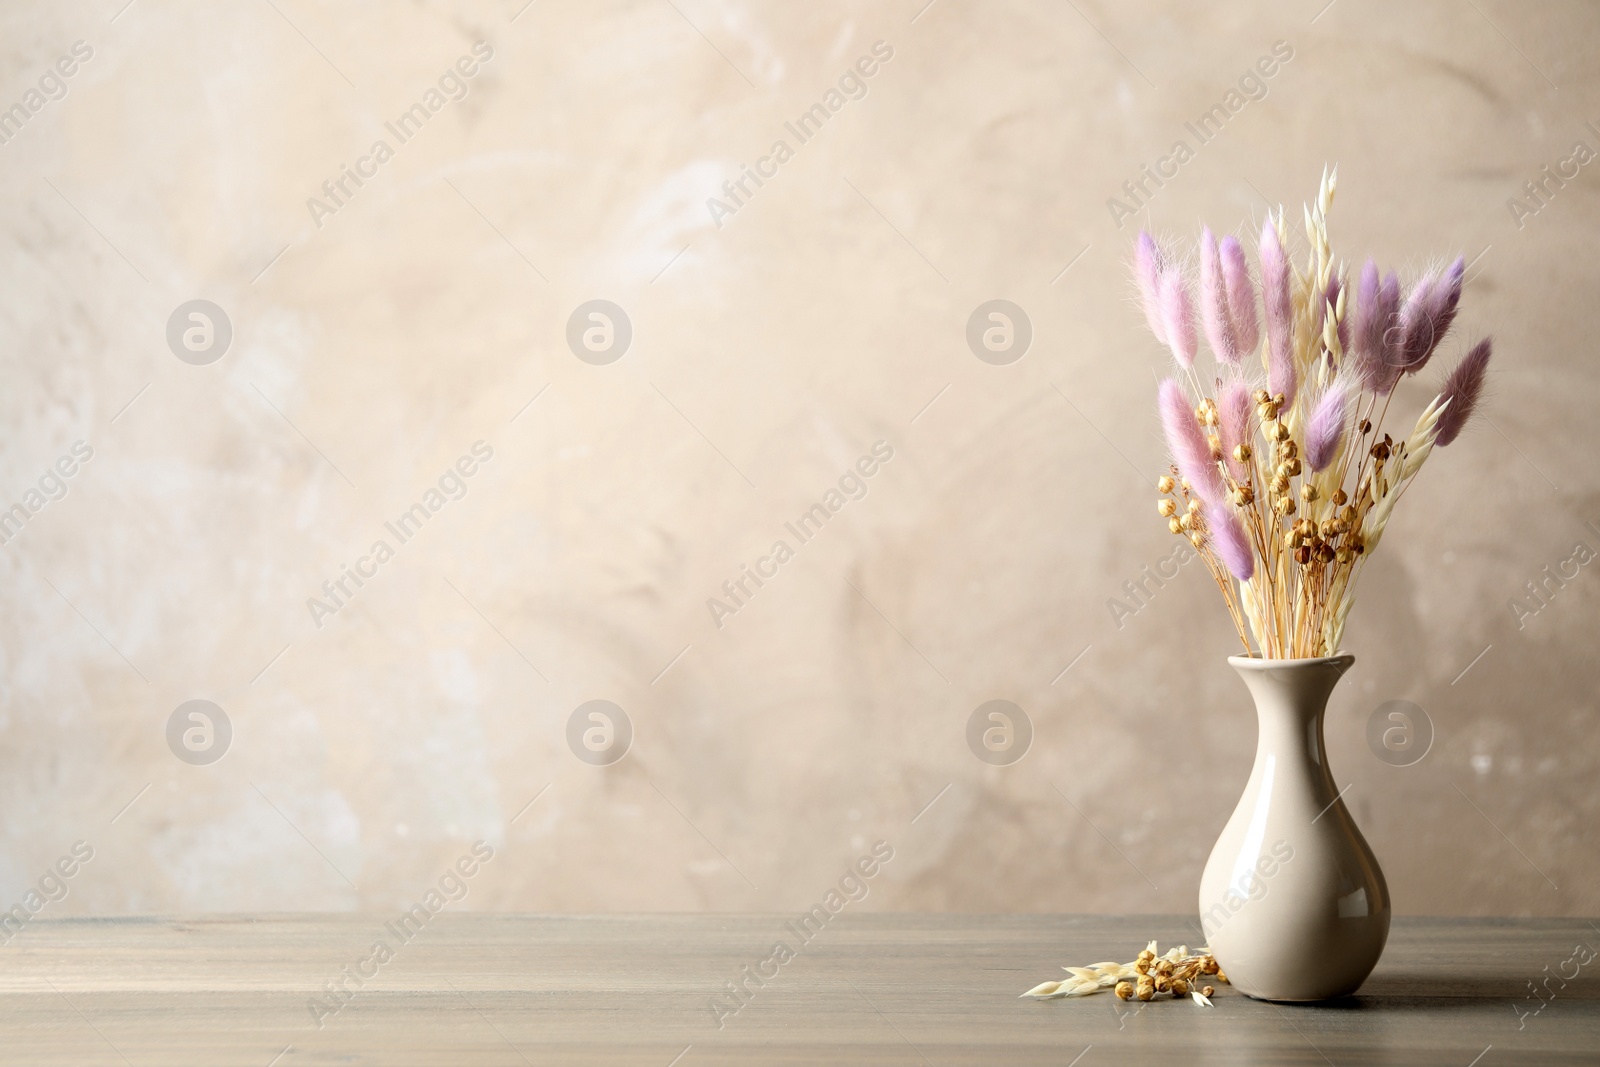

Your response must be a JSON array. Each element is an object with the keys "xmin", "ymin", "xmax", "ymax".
[{"xmin": 1138, "ymin": 169, "xmax": 1492, "ymax": 658}]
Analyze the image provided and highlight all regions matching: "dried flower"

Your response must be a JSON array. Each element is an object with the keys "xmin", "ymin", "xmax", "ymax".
[
  {"xmin": 1303, "ymin": 386, "xmax": 1348, "ymax": 472},
  {"xmin": 1205, "ymin": 503, "xmax": 1254, "ymax": 581},
  {"xmin": 1134, "ymin": 175, "xmax": 1496, "ymax": 658},
  {"xmin": 1435, "ymin": 337, "xmax": 1491, "ymax": 446},
  {"xmin": 1397, "ymin": 256, "xmax": 1464, "ymax": 374},
  {"xmin": 1025, "ymin": 942, "xmax": 1224, "ymax": 1007},
  {"xmin": 1134, "ymin": 231, "xmax": 1167, "ymax": 344},
  {"xmin": 1220, "ymin": 235, "xmax": 1259, "ymax": 355},
  {"xmin": 1350, "ymin": 259, "xmax": 1386, "ymax": 390},
  {"xmin": 1158, "ymin": 378, "xmax": 1226, "ymax": 505},
  {"xmin": 1158, "ymin": 270, "xmax": 1199, "ymax": 368},
  {"xmin": 1199, "ymin": 228, "xmax": 1241, "ymax": 364},
  {"xmin": 1217, "ymin": 380, "xmax": 1254, "ymax": 484},
  {"xmin": 1259, "ymin": 221, "xmax": 1297, "ymax": 408}
]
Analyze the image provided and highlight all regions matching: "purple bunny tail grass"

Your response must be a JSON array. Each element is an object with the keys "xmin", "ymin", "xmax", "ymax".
[
  {"xmin": 1398, "ymin": 256, "xmax": 1465, "ymax": 374},
  {"xmin": 1205, "ymin": 502, "xmax": 1255, "ymax": 582},
  {"xmin": 1158, "ymin": 269, "xmax": 1198, "ymax": 368},
  {"xmin": 1374, "ymin": 271, "xmax": 1404, "ymax": 394},
  {"xmin": 1135, "ymin": 231, "xmax": 1167, "ymax": 344},
  {"xmin": 1351, "ymin": 259, "xmax": 1385, "ymax": 391},
  {"xmin": 1217, "ymin": 379, "xmax": 1254, "ymax": 484},
  {"xmin": 1259, "ymin": 222, "xmax": 1296, "ymax": 407},
  {"xmin": 1220, "ymin": 235, "xmax": 1260, "ymax": 355},
  {"xmin": 1436, "ymin": 337, "xmax": 1492, "ymax": 446},
  {"xmin": 1199, "ymin": 227, "xmax": 1240, "ymax": 364},
  {"xmin": 1304, "ymin": 386, "xmax": 1349, "ymax": 472},
  {"xmin": 1158, "ymin": 377, "xmax": 1225, "ymax": 504}
]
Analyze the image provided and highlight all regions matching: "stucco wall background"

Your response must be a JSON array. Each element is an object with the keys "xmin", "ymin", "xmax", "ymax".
[{"xmin": 1, "ymin": 0, "xmax": 1596, "ymax": 920}]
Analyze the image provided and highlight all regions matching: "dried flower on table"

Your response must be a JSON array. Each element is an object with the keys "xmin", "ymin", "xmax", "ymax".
[{"xmin": 1023, "ymin": 941, "xmax": 1227, "ymax": 1006}]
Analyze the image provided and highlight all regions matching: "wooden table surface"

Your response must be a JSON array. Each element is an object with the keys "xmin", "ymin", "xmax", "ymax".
[{"xmin": 0, "ymin": 915, "xmax": 1594, "ymax": 1065}]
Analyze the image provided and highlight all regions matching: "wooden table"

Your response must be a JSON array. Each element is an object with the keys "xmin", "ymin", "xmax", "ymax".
[{"xmin": 0, "ymin": 915, "xmax": 1594, "ymax": 1065}]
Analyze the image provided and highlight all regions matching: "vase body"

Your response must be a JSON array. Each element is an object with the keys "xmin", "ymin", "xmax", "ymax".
[{"xmin": 1198, "ymin": 653, "xmax": 1389, "ymax": 1001}]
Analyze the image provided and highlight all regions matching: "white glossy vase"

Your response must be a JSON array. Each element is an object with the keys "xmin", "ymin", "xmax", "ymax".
[{"xmin": 1198, "ymin": 653, "xmax": 1390, "ymax": 1001}]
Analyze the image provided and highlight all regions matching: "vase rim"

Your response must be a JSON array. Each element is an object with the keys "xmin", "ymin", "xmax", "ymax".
[{"xmin": 1227, "ymin": 651, "xmax": 1354, "ymax": 670}]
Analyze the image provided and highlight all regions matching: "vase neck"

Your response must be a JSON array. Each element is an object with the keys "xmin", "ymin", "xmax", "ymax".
[{"xmin": 1231, "ymin": 656, "xmax": 1354, "ymax": 771}]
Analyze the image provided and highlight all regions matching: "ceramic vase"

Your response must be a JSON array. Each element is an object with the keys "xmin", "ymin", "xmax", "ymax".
[{"xmin": 1197, "ymin": 653, "xmax": 1390, "ymax": 1001}]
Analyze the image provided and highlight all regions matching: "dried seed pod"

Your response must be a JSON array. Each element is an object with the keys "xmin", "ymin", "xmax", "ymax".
[
  {"xmin": 1202, "ymin": 985, "xmax": 1216, "ymax": 997},
  {"xmin": 1359, "ymin": 418, "xmax": 1372, "ymax": 434},
  {"xmin": 1158, "ymin": 475, "xmax": 1176, "ymax": 494},
  {"xmin": 1188, "ymin": 531, "xmax": 1204, "ymax": 548},
  {"xmin": 1216, "ymin": 970, "xmax": 1229, "ymax": 984},
  {"xmin": 1208, "ymin": 434, "xmax": 1224, "ymax": 459},
  {"xmin": 1171, "ymin": 978, "xmax": 1189, "ymax": 996},
  {"xmin": 1136, "ymin": 976, "xmax": 1155, "ymax": 1001},
  {"xmin": 1232, "ymin": 443, "xmax": 1252, "ymax": 463},
  {"xmin": 1153, "ymin": 975, "xmax": 1171, "ymax": 993},
  {"xmin": 1155, "ymin": 960, "xmax": 1174, "ymax": 976},
  {"xmin": 1332, "ymin": 489, "xmax": 1348, "ymax": 506},
  {"xmin": 1168, "ymin": 517, "xmax": 1184, "ymax": 535},
  {"xmin": 1271, "ymin": 474, "xmax": 1290, "ymax": 494},
  {"xmin": 1234, "ymin": 486, "xmax": 1254, "ymax": 506},
  {"xmin": 1295, "ymin": 544, "xmax": 1312, "ymax": 565},
  {"xmin": 1300, "ymin": 483, "xmax": 1318, "ymax": 501},
  {"xmin": 1280, "ymin": 440, "xmax": 1298, "ymax": 459},
  {"xmin": 1115, "ymin": 980, "xmax": 1134, "ymax": 1000},
  {"xmin": 1159, "ymin": 498, "xmax": 1178, "ymax": 517},
  {"xmin": 1280, "ymin": 457, "xmax": 1302, "ymax": 476}
]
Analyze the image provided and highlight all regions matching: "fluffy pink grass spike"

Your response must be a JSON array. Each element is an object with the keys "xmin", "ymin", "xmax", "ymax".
[
  {"xmin": 1304, "ymin": 386, "xmax": 1348, "ymax": 472},
  {"xmin": 1135, "ymin": 232, "xmax": 1166, "ymax": 344},
  {"xmin": 1217, "ymin": 380, "xmax": 1254, "ymax": 484},
  {"xmin": 1436, "ymin": 337, "xmax": 1492, "ymax": 446},
  {"xmin": 1220, "ymin": 236, "xmax": 1259, "ymax": 355},
  {"xmin": 1204, "ymin": 502, "xmax": 1255, "ymax": 581},
  {"xmin": 1158, "ymin": 377, "xmax": 1225, "ymax": 504},
  {"xmin": 1259, "ymin": 222, "xmax": 1296, "ymax": 407},
  {"xmin": 1199, "ymin": 227, "xmax": 1240, "ymax": 364},
  {"xmin": 1158, "ymin": 270, "xmax": 1198, "ymax": 368}
]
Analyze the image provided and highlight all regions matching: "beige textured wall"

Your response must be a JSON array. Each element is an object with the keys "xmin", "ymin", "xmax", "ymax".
[{"xmin": 1, "ymin": 0, "xmax": 1596, "ymax": 921}]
